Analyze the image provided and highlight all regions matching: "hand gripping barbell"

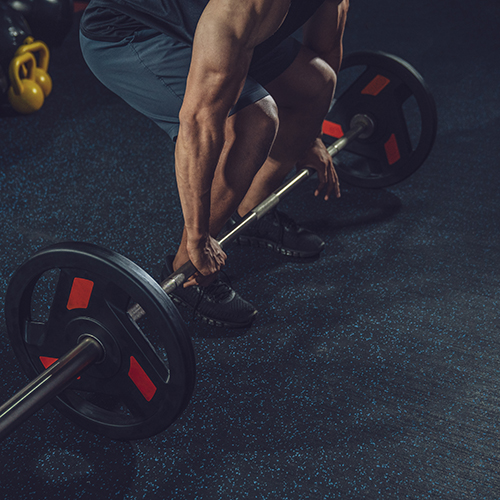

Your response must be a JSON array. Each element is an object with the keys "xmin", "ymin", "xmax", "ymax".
[{"xmin": 0, "ymin": 51, "xmax": 437, "ymax": 443}]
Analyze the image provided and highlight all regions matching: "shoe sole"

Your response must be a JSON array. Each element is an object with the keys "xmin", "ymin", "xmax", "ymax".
[
  {"xmin": 235, "ymin": 235, "xmax": 324, "ymax": 259},
  {"xmin": 168, "ymin": 294, "xmax": 258, "ymax": 329}
]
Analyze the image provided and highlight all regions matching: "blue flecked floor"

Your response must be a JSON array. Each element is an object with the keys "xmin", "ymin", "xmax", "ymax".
[{"xmin": 1, "ymin": 1, "xmax": 500, "ymax": 499}]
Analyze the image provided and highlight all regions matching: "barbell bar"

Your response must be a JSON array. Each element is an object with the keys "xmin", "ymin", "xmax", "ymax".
[
  {"xmin": 128, "ymin": 113, "xmax": 375, "ymax": 321},
  {"xmin": 0, "ymin": 337, "xmax": 103, "ymax": 441}
]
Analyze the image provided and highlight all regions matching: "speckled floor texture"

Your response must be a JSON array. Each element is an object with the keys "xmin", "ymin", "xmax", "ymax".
[{"xmin": 1, "ymin": 1, "xmax": 500, "ymax": 499}]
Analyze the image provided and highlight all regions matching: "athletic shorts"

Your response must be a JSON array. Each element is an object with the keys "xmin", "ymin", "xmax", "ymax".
[{"xmin": 80, "ymin": 28, "xmax": 301, "ymax": 140}]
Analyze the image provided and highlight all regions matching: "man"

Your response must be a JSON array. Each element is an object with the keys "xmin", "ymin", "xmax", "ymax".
[{"xmin": 80, "ymin": 0, "xmax": 349, "ymax": 327}]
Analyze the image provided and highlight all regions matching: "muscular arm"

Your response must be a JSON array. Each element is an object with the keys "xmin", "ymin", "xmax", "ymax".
[
  {"xmin": 302, "ymin": 0, "xmax": 349, "ymax": 74},
  {"xmin": 175, "ymin": 0, "xmax": 290, "ymax": 260},
  {"xmin": 292, "ymin": 0, "xmax": 348, "ymax": 202}
]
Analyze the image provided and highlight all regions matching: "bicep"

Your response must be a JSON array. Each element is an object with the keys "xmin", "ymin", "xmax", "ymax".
[{"xmin": 181, "ymin": 0, "xmax": 290, "ymax": 122}]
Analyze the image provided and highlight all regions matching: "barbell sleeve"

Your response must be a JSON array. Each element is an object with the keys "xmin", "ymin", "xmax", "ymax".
[
  {"xmin": 128, "ymin": 114, "xmax": 373, "ymax": 322},
  {"xmin": 0, "ymin": 336, "xmax": 104, "ymax": 442}
]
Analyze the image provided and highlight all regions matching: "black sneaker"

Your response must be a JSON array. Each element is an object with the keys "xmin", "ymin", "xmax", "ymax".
[
  {"xmin": 221, "ymin": 209, "xmax": 325, "ymax": 259},
  {"xmin": 161, "ymin": 256, "xmax": 258, "ymax": 328}
]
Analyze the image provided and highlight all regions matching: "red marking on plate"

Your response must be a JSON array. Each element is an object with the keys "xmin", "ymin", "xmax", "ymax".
[
  {"xmin": 361, "ymin": 75, "xmax": 391, "ymax": 96},
  {"xmin": 384, "ymin": 134, "xmax": 401, "ymax": 165},
  {"xmin": 67, "ymin": 278, "xmax": 94, "ymax": 310},
  {"xmin": 40, "ymin": 356, "xmax": 58, "ymax": 369},
  {"xmin": 128, "ymin": 357, "xmax": 157, "ymax": 402},
  {"xmin": 322, "ymin": 120, "xmax": 344, "ymax": 139}
]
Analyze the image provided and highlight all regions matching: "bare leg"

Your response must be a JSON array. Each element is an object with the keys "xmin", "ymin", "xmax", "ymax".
[
  {"xmin": 237, "ymin": 46, "xmax": 337, "ymax": 216},
  {"xmin": 173, "ymin": 96, "xmax": 278, "ymax": 270}
]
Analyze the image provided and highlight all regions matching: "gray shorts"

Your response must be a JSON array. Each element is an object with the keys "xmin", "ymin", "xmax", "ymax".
[{"xmin": 80, "ymin": 28, "xmax": 301, "ymax": 140}]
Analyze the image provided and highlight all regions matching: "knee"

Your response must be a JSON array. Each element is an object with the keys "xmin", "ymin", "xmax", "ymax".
[
  {"xmin": 270, "ymin": 47, "xmax": 337, "ymax": 112},
  {"xmin": 314, "ymin": 58, "xmax": 337, "ymax": 100},
  {"xmin": 250, "ymin": 95, "xmax": 280, "ymax": 142},
  {"xmin": 301, "ymin": 56, "xmax": 337, "ymax": 108},
  {"xmin": 230, "ymin": 95, "xmax": 279, "ymax": 148}
]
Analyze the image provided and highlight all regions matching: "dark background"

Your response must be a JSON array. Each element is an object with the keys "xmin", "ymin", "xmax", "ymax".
[{"xmin": 1, "ymin": 0, "xmax": 499, "ymax": 498}]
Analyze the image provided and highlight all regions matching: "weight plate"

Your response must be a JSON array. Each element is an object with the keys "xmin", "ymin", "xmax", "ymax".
[
  {"xmin": 322, "ymin": 51, "xmax": 438, "ymax": 188},
  {"xmin": 4, "ymin": 242, "xmax": 196, "ymax": 440}
]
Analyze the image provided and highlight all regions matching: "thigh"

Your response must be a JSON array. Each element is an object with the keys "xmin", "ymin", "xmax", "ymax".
[
  {"xmin": 80, "ymin": 29, "xmax": 271, "ymax": 140},
  {"xmin": 80, "ymin": 29, "xmax": 190, "ymax": 140}
]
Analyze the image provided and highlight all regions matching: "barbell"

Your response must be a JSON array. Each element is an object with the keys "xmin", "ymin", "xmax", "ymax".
[{"xmin": 0, "ymin": 51, "xmax": 437, "ymax": 442}]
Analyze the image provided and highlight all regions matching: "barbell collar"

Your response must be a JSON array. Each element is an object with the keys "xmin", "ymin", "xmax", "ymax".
[
  {"xmin": 327, "ymin": 114, "xmax": 373, "ymax": 156},
  {"xmin": 350, "ymin": 114, "xmax": 375, "ymax": 140},
  {"xmin": 0, "ymin": 336, "xmax": 104, "ymax": 442}
]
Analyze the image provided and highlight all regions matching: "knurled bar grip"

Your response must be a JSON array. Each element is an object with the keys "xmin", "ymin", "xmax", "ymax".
[
  {"xmin": 0, "ymin": 336, "xmax": 104, "ymax": 441},
  {"xmin": 127, "ymin": 114, "xmax": 373, "ymax": 322}
]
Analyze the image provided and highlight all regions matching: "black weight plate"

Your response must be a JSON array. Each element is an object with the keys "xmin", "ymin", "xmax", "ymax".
[
  {"xmin": 4, "ymin": 242, "xmax": 196, "ymax": 440},
  {"xmin": 322, "ymin": 51, "xmax": 438, "ymax": 188}
]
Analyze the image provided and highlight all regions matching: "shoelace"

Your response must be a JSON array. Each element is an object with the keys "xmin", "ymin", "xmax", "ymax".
[
  {"xmin": 272, "ymin": 209, "xmax": 300, "ymax": 230},
  {"xmin": 192, "ymin": 271, "xmax": 233, "ymax": 319}
]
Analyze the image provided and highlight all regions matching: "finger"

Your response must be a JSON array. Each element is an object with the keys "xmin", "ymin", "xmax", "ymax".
[
  {"xmin": 183, "ymin": 272, "xmax": 199, "ymax": 288},
  {"xmin": 334, "ymin": 176, "xmax": 341, "ymax": 198},
  {"xmin": 327, "ymin": 163, "xmax": 338, "ymax": 200},
  {"xmin": 328, "ymin": 168, "xmax": 340, "ymax": 199},
  {"xmin": 323, "ymin": 180, "xmax": 333, "ymax": 201},
  {"xmin": 183, "ymin": 271, "xmax": 213, "ymax": 288},
  {"xmin": 314, "ymin": 179, "xmax": 326, "ymax": 198},
  {"xmin": 190, "ymin": 256, "xmax": 224, "ymax": 278},
  {"xmin": 331, "ymin": 166, "xmax": 341, "ymax": 198},
  {"xmin": 314, "ymin": 166, "xmax": 328, "ymax": 197},
  {"xmin": 216, "ymin": 250, "xmax": 228, "ymax": 266},
  {"xmin": 183, "ymin": 272, "xmax": 218, "ymax": 288},
  {"xmin": 317, "ymin": 165, "xmax": 335, "ymax": 201},
  {"xmin": 323, "ymin": 157, "xmax": 340, "ymax": 200}
]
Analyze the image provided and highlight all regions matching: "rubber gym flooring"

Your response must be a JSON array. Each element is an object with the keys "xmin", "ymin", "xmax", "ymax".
[{"xmin": 1, "ymin": 1, "xmax": 499, "ymax": 499}]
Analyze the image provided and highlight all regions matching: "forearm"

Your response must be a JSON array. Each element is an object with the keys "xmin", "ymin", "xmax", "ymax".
[
  {"xmin": 175, "ymin": 114, "xmax": 225, "ymax": 242},
  {"xmin": 175, "ymin": 80, "xmax": 246, "ymax": 246},
  {"xmin": 174, "ymin": 0, "xmax": 290, "ymax": 243},
  {"xmin": 174, "ymin": 4, "xmax": 250, "ymax": 242}
]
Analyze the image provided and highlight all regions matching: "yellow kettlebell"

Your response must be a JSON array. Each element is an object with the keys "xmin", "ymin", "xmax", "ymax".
[
  {"xmin": 8, "ymin": 52, "xmax": 45, "ymax": 114},
  {"xmin": 16, "ymin": 39, "xmax": 52, "ymax": 97}
]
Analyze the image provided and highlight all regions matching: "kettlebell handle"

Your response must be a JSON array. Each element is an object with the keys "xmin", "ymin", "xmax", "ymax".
[
  {"xmin": 16, "ymin": 40, "xmax": 50, "ymax": 71},
  {"xmin": 9, "ymin": 52, "xmax": 37, "ymax": 95}
]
